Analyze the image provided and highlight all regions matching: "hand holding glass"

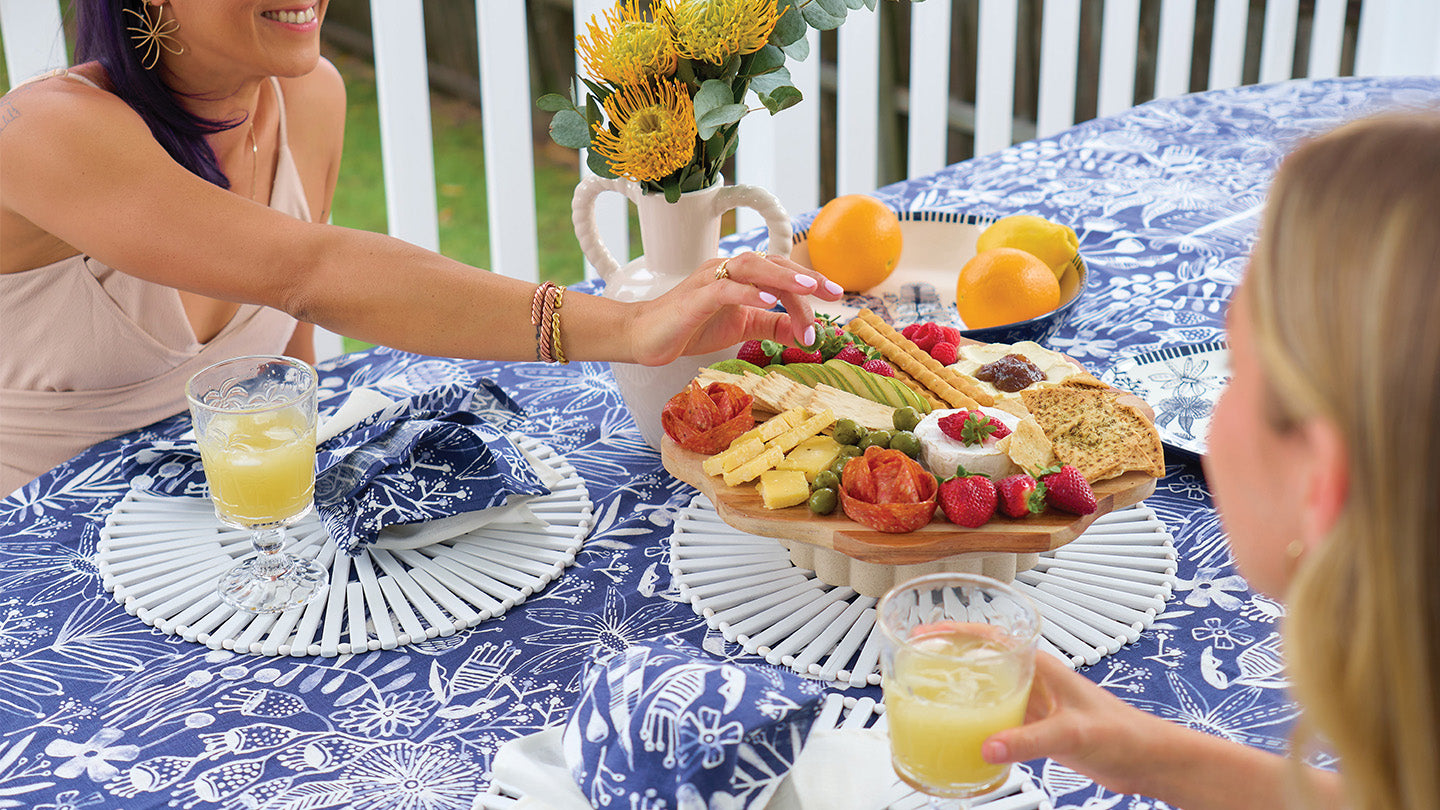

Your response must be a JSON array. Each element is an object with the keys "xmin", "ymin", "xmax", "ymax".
[
  {"xmin": 878, "ymin": 573, "xmax": 1042, "ymax": 806},
  {"xmin": 187, "ymin": 355, "xmax": 327, "ymax": 613}
]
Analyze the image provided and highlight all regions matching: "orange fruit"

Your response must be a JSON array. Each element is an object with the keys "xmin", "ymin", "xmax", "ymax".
[
  {"xmin": 975, "ymin": 214, "xmax": 1079, "ymax": 281},
  {"xmin": 805, "ymin": 194, "xmax": 903, "ymax": 292},
  {"xmin": 955, "ymin": 248, "xmax": 1061, "ymax": 329}
]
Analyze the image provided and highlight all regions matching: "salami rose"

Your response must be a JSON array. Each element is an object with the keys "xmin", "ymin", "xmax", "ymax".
[
  {"xmin": 661, "ymin": 381, "xmax": 755, "ymax": 455},
  {"xmin": 838, "ymin": 446, "xmax": 938, "ymax": 532}
]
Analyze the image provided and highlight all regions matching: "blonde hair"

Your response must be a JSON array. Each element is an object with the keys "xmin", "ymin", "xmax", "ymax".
[{"xmin": 1247, "ymin": 111, "xmax": 1440, "ymax": 809}]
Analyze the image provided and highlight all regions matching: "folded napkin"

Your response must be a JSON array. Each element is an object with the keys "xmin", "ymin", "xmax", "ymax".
[
  {"xmin": 128, "ymin": 376, "xmax": 549, "ymax": 555},
  {"xmin": 559, "ymin": 640, "xmax": 826, "ymax": 810},
  {"xmin": 493, "ymin": 704, "xmax": 892, "ymax": 810},
  {"xmin": 312, "ymin": 378, "xmax": 549, "ymax": 554}
]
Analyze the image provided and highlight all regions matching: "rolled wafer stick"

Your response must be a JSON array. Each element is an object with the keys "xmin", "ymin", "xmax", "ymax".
[
  {"xmin": 845, "ymin": 310, "xmax": 992, "ymax": 408},
  {"xmin": 888, "ymin": 365, "xmax": 947, "ymax": 410}
]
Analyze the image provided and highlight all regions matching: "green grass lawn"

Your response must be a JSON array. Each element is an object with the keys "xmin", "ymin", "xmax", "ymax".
[{"xmin": 327, "ymin": 49, "xmax": 590, "ymax": 353}]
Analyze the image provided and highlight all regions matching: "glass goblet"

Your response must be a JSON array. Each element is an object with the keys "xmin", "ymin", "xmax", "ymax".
[
  {"xmin": 877, "ymin": 573, "xmax": 1042, "ymax": 808},
  {"xmin": 186, "ymin": 355, "xmax": 327, "ymax": 614}
]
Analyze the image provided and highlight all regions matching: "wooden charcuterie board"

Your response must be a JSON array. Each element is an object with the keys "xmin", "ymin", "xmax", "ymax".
[{"xmin": 662, "ymin": 436, "xmax": 1156, "ymax": 565}]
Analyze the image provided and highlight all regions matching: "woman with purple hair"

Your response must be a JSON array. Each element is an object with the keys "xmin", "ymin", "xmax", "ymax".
[{"xmin": 0, "ymin": 0, "xmax": 839, "ymax": 493}]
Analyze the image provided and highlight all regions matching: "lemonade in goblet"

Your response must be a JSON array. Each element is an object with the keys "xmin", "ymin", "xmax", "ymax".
[
  {"xmin": 187, "ymin": 355, "xmax": 327, "ymax": 614},
  {"xmin": 878, "ymin": 574, "xmax": 1042, "ymax": 806}
]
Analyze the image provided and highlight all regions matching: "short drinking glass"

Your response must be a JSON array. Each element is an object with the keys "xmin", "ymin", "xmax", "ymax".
[
  {"xmin": 878, "ymin": 573, "xmax": 1042, "ymax": 806},
  {"xmin": 187, "ymin": 355, "xmax": 327, "ymax": 613}
]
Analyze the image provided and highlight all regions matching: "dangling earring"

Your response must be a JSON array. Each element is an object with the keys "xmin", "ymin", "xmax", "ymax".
[{"xmin": 124, "ymin": 3, "xmax": 184, "ymax": 70}]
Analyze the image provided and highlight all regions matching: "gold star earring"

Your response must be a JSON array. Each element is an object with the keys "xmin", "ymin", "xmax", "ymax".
[{"xmin": 124, "ymin": 3, "xmax": 184, "ymax": 70}]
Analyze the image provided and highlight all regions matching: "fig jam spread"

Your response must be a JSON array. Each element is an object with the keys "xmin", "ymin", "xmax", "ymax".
[{"xmin": 976, "ymin": 353, "xmax": 1046, "ymax": 392}]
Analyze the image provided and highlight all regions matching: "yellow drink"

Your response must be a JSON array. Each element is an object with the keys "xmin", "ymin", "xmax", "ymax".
[
  {"xmin": 884, "ymin": 622, "xmax": 1032, "ymax": 796},
  {"xmin": 197, "ymin": 408, "xmax": 316, "ymax": 527}
]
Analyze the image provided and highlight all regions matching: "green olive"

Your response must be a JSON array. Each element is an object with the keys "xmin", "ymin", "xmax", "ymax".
[
  {"xmin": 858, "ymin": 429, "xmax": 892, "ymax": 451},
  {"xmin": 831, "ymin": 419, "xmax": 863, "ymax": 446},
  {"xmin": 812, "ymin": 470, "xmax": 840, "ymax": 492},
  {"xmin": 808, "ymin": 487, "xmax": 838, "ymax": 516},
  {"xmin": 835, "ymin": 445, "xmax": 863, "ymax": 462},
  {"xmin": 892, "ymin": 406, "xmax": 922, "ymax": 433},
  {"xmin": 889, "ymin": 431, "xmax": 922, "ymax": 458},
  {"xmin": 828, "ymin": 457, "xmax": 850, "ymax": 479}
]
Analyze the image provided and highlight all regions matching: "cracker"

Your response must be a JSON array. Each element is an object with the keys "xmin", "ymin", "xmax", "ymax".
[
  {"xmin": 807, "ymin": 385, "xmax": 896, "ymax": 430},
  {"xmin": 998, "ymin": 416, "xmax": 1056, "ymax": 476},
  {"xmin": 1020, "ymin": 386, "xmax": 1166, "ymax": 482}
]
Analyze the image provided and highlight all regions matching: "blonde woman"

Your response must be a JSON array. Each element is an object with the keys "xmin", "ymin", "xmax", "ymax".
[
  {"xmin": 0, "ymin": 0, "xmax": 840, "ymax": 494},
  {"xmin": 983, "ymin": 112, "xmax": 1440, "ymax": 808}
]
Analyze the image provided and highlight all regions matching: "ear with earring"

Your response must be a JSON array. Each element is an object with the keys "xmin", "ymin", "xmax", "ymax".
[
  {"xmin": 124, "ymin": 2, "xmax": 184, "ymax": 70},
  {"xmin": 1285, "ymin": 538, "xmax": 1307, "ymax": 571}
]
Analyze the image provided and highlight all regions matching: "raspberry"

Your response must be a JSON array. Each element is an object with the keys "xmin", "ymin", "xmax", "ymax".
[
  {"xmin": 901, "ymin": 323, "xmax": 923, "ymax": 340},
  {"xmin": 910, "ymin": 322, "xmax": 941, "ymax": 352},
  {"xmin": 862, "ymin": 359, "xmax": 895, "ymax": 377},
  {"xmin": 930, "ymin": 341, "xmax": 959, "ymax": 365},
  {"xmin": 940, "ymin": 325, "xmax": 964, "ymax": 345}
]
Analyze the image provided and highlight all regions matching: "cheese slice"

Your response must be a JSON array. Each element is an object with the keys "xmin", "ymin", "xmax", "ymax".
[
  {"xmin": 768, "ymin": 409, "xmax": 835, "ymax": 454},
  {"xmin": 723, "ymin": 446, "xmax": 786, "ymax": 486},
  {"xmin": 702, "ymin": 436, "xmax": 767, "ymax": 477}
]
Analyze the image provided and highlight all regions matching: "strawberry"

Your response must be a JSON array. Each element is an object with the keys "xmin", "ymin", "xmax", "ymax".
[
  {"xmin": 1040, "ymin": 465, "xmax": 1097, "ymax": 515},
  {"xmin": 910, "ymin": 322, "xmax": 941, "ymax": 352},
  {"xmin": 834, "ymin": 344, "xmax": 869, "ymax": 366},
  {"xmin": 862, "ymin": 359, "xmax": 895, "ymax": 377},
  {"xmin": 937, "ymin": 410, "xmax": 1011, "ymax": 445},
  {"xmin": 736, "ymin": 340, "xmax": 771, "ymax": 367},
  {"xmin": 996, "ymin": 473, "xmax": 1046, "ymax": 518},
  {"xmin": 938, "ymin": 468, "xmax": 997, "ymax": 528},
  {"xmin": 930, "ymin": 341, "xmax": 959, "ymax": 365},
  {"xmin": 781, "ymin": 347, "xmax": 823, "ymax": 364}
]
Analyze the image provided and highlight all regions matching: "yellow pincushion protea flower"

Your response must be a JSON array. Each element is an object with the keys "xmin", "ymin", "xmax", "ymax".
[
  {"xmin": 662, "ymin": 0, "xmax": 781, "ymax": 65},
  {"xmin": 591, "ymin": 80, "xmax": 698, "ymax": 182},
  {"xmin": 577, "ymin": 0, "xmax": 678, "ymax": 86}
]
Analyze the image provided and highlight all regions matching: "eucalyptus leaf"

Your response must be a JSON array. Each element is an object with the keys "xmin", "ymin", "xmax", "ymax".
[
  {"xmin": 771, "ymin": 0, "xmax": 807, "ymax": 46},
  {"xmin": 692, "ymin": 80, "xmax": 734, "ymax": 120},
  {"xmin": 863, "ymin": 0, "xmax": 878, "ymax": 9},
  {"xmin": 801, "ymin": 2, "xmax": 846, "ymax": 31},
  {"xmin": 663, "ymin": 174, "xmax": 681, "ymax": 203},
  {"xmin": 760, "ymin": 84, "xmax": 803, "ymax": 114},
  {"xmin": 814, "ymin": 0, "xmax": 849, "ymax": 17},
  {"xmin": 705, "ymin": 133, "xmax": 728, "ymax": 164},
  {"xmin": 844, "ymin": 0, "xmax": 866, "ymax": 9},
  {"xmin": 719, "ymin": 54, "xmax": 741, "ymax": 84},
  {"xmin": 549, "ymin": 109, "xmax": 590, "ymax": 149},
  {"xmin": 696, "ymin": 103, "xmax": 747, "ymax": 140},
  {"xmin": 586, "ymin": 148, "xmax": 615, "ymax": 178},
  {"xmin": 781, "ymin": 35, "xmax": 810, "ymax": 61},
  {"xmin": 749, "ymin": 65, "xmax": 792, "ymax": 98},
  {"xmin": 745, "ymin": 45, "xmax": 786, "ymax": 77},
  {"xmin": 535, "ymin": 93, "xmax": 573, "ymax": 113}
]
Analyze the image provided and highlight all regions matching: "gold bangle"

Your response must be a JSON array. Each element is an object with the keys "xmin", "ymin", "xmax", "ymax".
[{"xmin": 550, "ymin": 285, "xmax": 568, "ymax": 364}]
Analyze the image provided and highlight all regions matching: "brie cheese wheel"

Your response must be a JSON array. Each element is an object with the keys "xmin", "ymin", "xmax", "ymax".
[
  {"xmin": 913, "ymin": 406, "xmax": 1021, "ymax": 481},
  {"xmin": 951, "ymin": 341, "xmax": 1084, "ymax": 403}
]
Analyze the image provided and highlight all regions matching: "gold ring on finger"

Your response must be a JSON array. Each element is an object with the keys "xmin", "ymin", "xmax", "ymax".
[{"xmin": 714, "ymin": 259, "xmax": 731, "ymax": 281}]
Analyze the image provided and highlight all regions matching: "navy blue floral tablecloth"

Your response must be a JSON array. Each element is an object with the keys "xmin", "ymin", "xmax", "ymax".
[{"xmin": 3, "ymin": 76, "xmax": 1437, "ymax": 810}]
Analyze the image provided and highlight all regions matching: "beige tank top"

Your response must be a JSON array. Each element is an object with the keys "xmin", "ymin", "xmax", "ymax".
[{"xmin": 0, "ymin": 74, "xmax": 312, "ymax": 495}]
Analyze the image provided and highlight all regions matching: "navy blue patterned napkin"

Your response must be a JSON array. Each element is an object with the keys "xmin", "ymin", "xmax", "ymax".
[
  {"xmin": 127, "ymin": 377, "xmax": 548, "ymax": 556},
  {"xmin": 562, "ymin": 640, "xmax": 825, "ymax": 810},
  {"xmin": 312, "ymin": 379, "xmax": 549, "ymax": 555}
]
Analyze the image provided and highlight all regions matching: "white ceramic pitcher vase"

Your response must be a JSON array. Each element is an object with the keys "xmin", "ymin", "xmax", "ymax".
[{"xmin": 572, "ymin": 177, "xmax": 792, "ymax": 450}]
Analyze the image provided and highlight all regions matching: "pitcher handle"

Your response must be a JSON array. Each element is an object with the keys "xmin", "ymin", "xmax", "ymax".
[
  {"xmin": 571, "ymin": 175, "xmax": 635, "ymax": 282},
  {"xmin": 712, "ymin": 184, "xmax": 793, "ymax": 259}
]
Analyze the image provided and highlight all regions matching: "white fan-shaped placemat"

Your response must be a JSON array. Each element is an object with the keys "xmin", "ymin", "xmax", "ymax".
[
  {"xmin": 477, "ymin": 694, "xmax": 1051, "ymax": 810},
  {"xmin": 97, "ymin": 438, "xmax": 591, "ymax": 657},
  {"xmin": 671, "ymin": 495, "xmax": 1176, "ymax": 688}
]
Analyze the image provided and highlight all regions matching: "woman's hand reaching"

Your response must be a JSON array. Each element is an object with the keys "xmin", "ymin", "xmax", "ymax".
[{"xmin": 626, "ymin": 251, "xmax": 843, "ymax": 367}]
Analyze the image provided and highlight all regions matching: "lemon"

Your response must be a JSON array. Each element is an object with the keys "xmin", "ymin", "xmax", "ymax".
[{"xmin": 975, "ymin": 215, "xmax": 1078, "ymax": 281}]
